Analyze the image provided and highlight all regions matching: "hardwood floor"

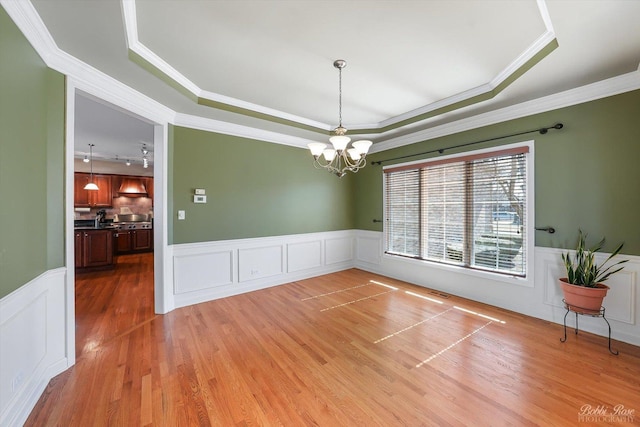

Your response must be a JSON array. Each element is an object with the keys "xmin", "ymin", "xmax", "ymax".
[{"xmin": 26, "ymin": 255, "xmax": 640, "ymax": 426}]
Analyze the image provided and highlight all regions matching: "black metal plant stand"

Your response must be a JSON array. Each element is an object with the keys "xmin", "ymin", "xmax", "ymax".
[{"xmin": 560, "ymin": 299, "xmax": 618, "ymax": 355}]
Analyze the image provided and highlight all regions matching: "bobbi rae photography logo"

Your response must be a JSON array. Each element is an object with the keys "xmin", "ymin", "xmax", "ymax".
[{"xmin": 579, "ymin": 404, "xmax": 635, "ymax": 423}]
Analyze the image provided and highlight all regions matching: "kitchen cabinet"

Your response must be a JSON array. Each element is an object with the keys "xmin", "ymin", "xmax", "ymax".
[
  {"xmin": 114, "ymin": 229, "xmax": 153, "ymax": 254},
  {"xmin": 144, "ymin": 177, "xmax": 154, "ymax": 201},
  {"xmin": 75, "ymin": 229, "xmax": 114, "ymax": 269},
  {"xmin": 74, "ymin": 173, "xmax": 112, "ymax": 207}
]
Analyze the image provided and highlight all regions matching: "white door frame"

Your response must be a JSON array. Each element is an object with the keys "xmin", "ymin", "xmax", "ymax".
[{"xmin": 64, "ymin": 78, "xmax": 173, "ymax": 367}]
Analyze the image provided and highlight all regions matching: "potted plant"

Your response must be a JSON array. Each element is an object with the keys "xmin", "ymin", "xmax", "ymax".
[{"xmin": 560, "ymin": 230, "xmax": 628, "ymax": 314}]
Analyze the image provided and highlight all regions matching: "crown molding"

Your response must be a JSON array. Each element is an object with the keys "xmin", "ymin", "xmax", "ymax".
[
  {"xmin": 121, "ymin": 0, "xmax": 200, "ymax": 97},
  {"xmin": 371, "ymin": 30, "xmax": 557, "ymax": 131},
  {"xmin": 173, "ymin": 113, "xmax": 317, "ymax": 149},
  {"xmin": 2, "ymin": 0, "xmax": 175, "ymax": 124},
  {"xmin": 120, "ymin": 0, "xmax": 558, "ymax": 134},
  {"xmin": 371, "ymin": 68, "xmax": 640, "ymax": 154},
  {"xmin": 122, "ymin": 0, "xmax": 331, "ymax": 132},
  {"xmin": 198, "ymin": 89, "xmax": 331, "ymax": 132},
  {"xmin": 4, "ymin": 0, "xmax": 640, "ymax": 155}
]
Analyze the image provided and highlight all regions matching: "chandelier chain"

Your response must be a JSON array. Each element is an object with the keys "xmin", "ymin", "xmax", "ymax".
[{"xmin": 337, "ymin": 66, "xmax": 342, "ymax": 128}]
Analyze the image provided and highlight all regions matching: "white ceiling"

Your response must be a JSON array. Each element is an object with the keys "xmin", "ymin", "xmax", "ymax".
[
  {"xmin": 21, "ymin": 0, "xmax": 640, "ymax": 156},
  {"xmin": 74, "ymin": 92, "xmax": 154, "ymax": 168}
]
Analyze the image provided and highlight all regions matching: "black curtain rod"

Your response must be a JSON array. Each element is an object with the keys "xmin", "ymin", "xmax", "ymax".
[{"xmin": 371, "ymin": 122, "xmax": 564, "ymax": 166}]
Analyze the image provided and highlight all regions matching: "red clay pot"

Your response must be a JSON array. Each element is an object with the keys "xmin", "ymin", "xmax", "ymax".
[{"xmin": 559, "ymin": 278, "xmax": 609, "ymax": 314}]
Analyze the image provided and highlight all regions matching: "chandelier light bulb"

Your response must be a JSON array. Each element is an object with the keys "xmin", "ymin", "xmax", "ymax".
[
  {"xmin": 329, "ymin": 135, "xmax": 350, "ymax": 151},
  {"xmin": 347, "ymin": 148, "xmax": 361, "ymax": 161},
  {"xmin": 322, "ymin": 148, "xmax": 337, "ymax": 162},
  {"xmin": 352, "ymin": 140, "xmax": 372, "ymax": 155},
  {"xmin": 307, "ymin": 143, "xmax": 327, "ymax": 157}
]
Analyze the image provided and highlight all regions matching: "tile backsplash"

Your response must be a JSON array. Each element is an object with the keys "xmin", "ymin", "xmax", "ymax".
[{"xmin": 74, "ymin": 196, "xmax": 153, "ymax": 220}]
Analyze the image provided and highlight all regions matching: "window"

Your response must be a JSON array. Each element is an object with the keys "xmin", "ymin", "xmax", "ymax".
[{"xmin": 384, "ymin": 144, "xmax": 530, "ymax": 277}]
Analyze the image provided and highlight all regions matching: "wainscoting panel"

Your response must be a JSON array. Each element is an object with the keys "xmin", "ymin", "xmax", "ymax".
[
  {"xmin": 0, "ymin": 268, "xmax": 68, "ymax": 427},
  {"xmin": 173, "ymin": 250, "xmax": 233, "ymax": 294},
  {"xmin": 325, "ymin": 237, "xmax": 353, "ymax": 265},
  {"xmin": 171, "ymin": 231, "xmax": 356, "ymax": 309},
  {"xmin": 287, "ymin": 240, "xmax": 322, "ymax": 273},
  {"xmin": 601, "ymin": 270, "xmax": 636, "ymax": 324},
  {"xmin": 239, "ymin": 245, "xmax": 284, "ymax": 282},
  {"xmin": 356, "ymin": 231, "xmax": 382, "ymax": 265}
]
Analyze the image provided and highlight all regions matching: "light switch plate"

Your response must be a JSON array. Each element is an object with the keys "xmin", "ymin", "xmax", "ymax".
[{"xmin": 177, "ymin": 210, "xmax": 185, "ymax": 220}]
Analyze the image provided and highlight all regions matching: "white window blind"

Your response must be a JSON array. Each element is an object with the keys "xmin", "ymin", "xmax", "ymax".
[{"xmin": 384, "ymin": 146, "xmax": 528, "ymax": 277}]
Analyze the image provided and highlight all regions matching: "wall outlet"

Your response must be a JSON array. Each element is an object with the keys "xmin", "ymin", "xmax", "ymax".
[{"xmin": 177, "ymin": 210, "xmax": 186, "ymax": 220}]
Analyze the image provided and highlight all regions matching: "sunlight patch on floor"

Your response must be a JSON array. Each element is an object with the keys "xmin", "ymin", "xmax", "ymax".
[
  {"xmin": 453, "ymin": 306, "xmax": 506, "ymax": 324},
  {"xmin": 404, "ymin": 290, "xmax": 444, "ymax": 305},
  {"xmin": 369, "ymin": 280, "xmax": 399, "ymax": 291},
  {"xmin": 374, "ymin": 308, "xmax": 454, "ymax": 344},
  {"xmin": 416, "ymin": 321, "xmax": 493, "ymax": 367},
  {"xmin": 319, "ymin": 290, "xmax": 396, "ymax": 312},
  {"xmin": 300, "ymin": 282, "xmax": 371, "ymax": 301}
]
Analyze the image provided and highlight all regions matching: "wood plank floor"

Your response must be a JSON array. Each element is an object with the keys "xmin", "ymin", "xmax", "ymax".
[{"xmin": 26, "ymin": 253, "xmax": 640, "ymax": 426}]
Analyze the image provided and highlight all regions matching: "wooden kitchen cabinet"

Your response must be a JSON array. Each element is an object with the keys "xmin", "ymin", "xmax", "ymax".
[
  {"xmin": 114, "ymin": 230, "xmax": 132, "ymax": 253},
  {"xmin": 75, "ymin": 229, "xmax": 113, "ymax": 269},
  {"xmin": 74, "ymin": 173, "xmax": 112, "ymax": 207},
  {"xmin": 132, "ymin": 229, "xmax": 152, "ymax": 251},
  {"xmin": 113, "ymin": 229, "xmax": 152, "ymax": 254},
  {"xmin": 144, "ymin": 177, "xmax": 154, "ymax": 201}
]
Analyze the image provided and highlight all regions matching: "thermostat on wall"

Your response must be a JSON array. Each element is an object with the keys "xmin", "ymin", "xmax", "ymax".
[
  {"xmin": 194, "ymin": 188, "xmax": 206, "ymax": 195},
  {"xmin": 194, "ymin": 195, "xmax": 207, "ymax": 203}
]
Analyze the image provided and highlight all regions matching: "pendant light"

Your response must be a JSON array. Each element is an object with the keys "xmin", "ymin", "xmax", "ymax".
[{"xmin": 83, "ymin": 143, "xmax": 99, "ymax": 190}]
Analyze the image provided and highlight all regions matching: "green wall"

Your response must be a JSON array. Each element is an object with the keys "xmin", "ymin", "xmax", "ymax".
[
  {"xmin": 170, "ymin": 126, "xmax": 354, "ymax": 244},
  {"xmin": 354, "ymin": 89, "xmax": 640, "ymax": 255},
  {"xmin": 0, "ymin": 8, "xmax": 65, "ymax": 298}
]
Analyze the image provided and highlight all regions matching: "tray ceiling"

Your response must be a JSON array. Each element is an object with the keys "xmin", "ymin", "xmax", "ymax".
[{"xmin": 19, "ymin": 0, "xmax": 640, "ymax": 145}]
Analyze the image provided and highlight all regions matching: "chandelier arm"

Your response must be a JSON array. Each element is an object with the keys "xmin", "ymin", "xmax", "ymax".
[
  {"xmin": 340, "ymin": 158, "xmax": 365, "ymax": 175},
  {"xmin": 313, "ymin": 156, "xmax": 341, "ymax": 175}
]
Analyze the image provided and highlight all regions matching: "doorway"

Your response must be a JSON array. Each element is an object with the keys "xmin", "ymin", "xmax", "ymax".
[{"xmin": 66, "ymin": 85, "xmax": 168, "ymax": 364}]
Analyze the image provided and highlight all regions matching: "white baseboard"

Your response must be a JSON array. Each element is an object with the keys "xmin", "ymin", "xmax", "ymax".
[
  {"xmin": 171, "ymin": 230, "xmax": 356, "ymax": 309},
  {"xmin": 0, "ymin": 268, "xmax": 70, "ymax": 427},
  {"xmin": 354, "ymin": 230, "xmax": 640, "ymax": 347}
]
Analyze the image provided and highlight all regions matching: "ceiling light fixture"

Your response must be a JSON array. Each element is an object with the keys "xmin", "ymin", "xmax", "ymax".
[
  {"xmin": 308, "ymin": 60, "xmax": 372, "ymax": 178},
  {"xmin": 83, "ymin": 143, "xmax": 99, "ymax": 190},
  {"xmin": 142, "ymin": 144, "xmax": 149, "ymax": 169}
]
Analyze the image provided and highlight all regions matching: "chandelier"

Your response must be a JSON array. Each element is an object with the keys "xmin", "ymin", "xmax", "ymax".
[{"xmin": 307, "ymin": 60, "xmax": 372, "ymax": 178}]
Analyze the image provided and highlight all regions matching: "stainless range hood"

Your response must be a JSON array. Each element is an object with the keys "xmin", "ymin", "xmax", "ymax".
[{"xmin": 117, "ymin": 177, "xmax": 148, "ymax": 197}]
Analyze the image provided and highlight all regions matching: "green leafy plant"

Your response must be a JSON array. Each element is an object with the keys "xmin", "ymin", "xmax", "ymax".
[{"xmin": 561, "ymin": 229, "xmax": 628, "ymax": 287}]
